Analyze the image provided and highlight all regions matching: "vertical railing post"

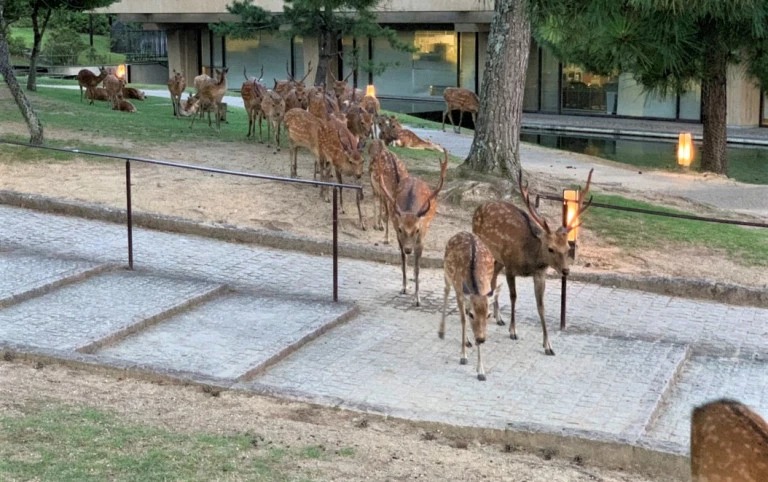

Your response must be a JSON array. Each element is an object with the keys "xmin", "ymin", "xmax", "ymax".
[
  {"xmin": 332, "ymin": 186, "xmax": 339, "ymax": 302},
  {"xmin": 125, "ymin": 160, "xmax": 134, "ymax": 270},
  {"xmin": 561, "ymin": 193, "xmax": 568, "ymax": 330}
]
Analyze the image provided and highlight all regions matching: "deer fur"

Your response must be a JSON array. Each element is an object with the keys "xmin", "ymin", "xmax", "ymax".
[
  {"xmin": 690, "ymin": 398, "xmax": 768, "ymax": 481},
  {"xmin": 85, "ymin": 86, "xmax": 109, "ymax": 102},
  {"xmin": 113, "ymin": 98, "xmax": 137, "ymax": 113},
  {"xmin": 260, "ymin": 89, "xmax": 286, "ymax": 150},
  {"xmin": 442, "ymin": 87, "xmax": 479, "ymax": 134},
  {"xmin": 376, "ymin": 115, "xmax": 402, "ymax": 146},
  {"xmin": 77, "ymin": 66, "xmax": 108, "ymax": 104},
  {"xmin": 367, "ymin": 139, "xmax": 408, "ymax": 243},
  {"xmin": 439, "ymin": 232, "xmax": 495, "ymax": 381},
  {"xmin": 241, "ymin": 67, "xmax": 268, "ymax": 139},
  {"xmin": 391, "ymin": 127, "xmax": 445, "ymax": 153},
  {"xmin": 102, "ymin": 72, "xmax": 125, "ymax": 109},
  {"xmin": 346, "ymin": 104, "xmax": 374, "ymax": 140},
  {"xmin": 471, "ymin": 168, "xmax": 593, "ymax": 356},
  {"xmin": 167, "ymin": 69, "xmax": 186, "ymax": 117},
  {"xmin": 284, "ymin": 108, "xmax": 322, "ymax": 178},
  {"xmin": 122, "ymin": 86, "xmax": 145, "ymax": 100},
  {"xmin": 190, "ymin": 67, "xmax": 229, "ymax": 131},
  {"xmin": 274, "ymin": 60, "xmax": 313, "ymax": 98},
  {"xmin": 317, "ymin": 114, "xmax": 367, "ymax": 229},
  {"xmin": 379, "ymin": 149, "xmax": 449, "ymax": 306}
]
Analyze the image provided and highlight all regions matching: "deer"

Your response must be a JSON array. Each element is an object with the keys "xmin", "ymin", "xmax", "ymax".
[
  {"xmin": 346, "ymin": 104, "xmax": 374, "ymax": 140},
  {"xmin": 376, "ymin": 115, "xmax": 401, "ymax": 145},
  {"xmin": 284, "ymin": 107, "xmax": 322, "ymax": 178},
  {"xmin": 391, "ymin": 127, "xmax": 445, "ymax": 153},
  {"xmin": 442, "ymin": 87, "xmax": 479, "ymax": 134},
  {"xmin": 379, "ymin": 149, "xmax": 449, "ymax": 306},
  {"xmin": 471, "ymin": 168, "xmax": 593, "ymax": 356},
  {"xmin": 438, "ymin": 232, "xmax": 496, "ymax": 381},
  {"xmin": 113, "ymin": 98, "xmax": 137, "ymax": 113},
  {"xmin": 167, "ymin": 69, "xmax": 187, "ymax": 118},
  {"xmin": 274, "ymin": 60, "xmax": 313, "ymax": 98},
  {"xmin": 122, "ymin": 86, "xmax": 145, "ymax": 100},
  {"xmin": 260, "ymin": 89, "xmax": 286, "ymax": 150},
  {"xmin": 76, "ymin": 66, "xmax": 108, "ymax": 104},
  {"xmin": 102, "ymin": 71, "xmax": 125, "ymax": 110},
  {"xmin": 690, "ymin": 398, "xmax": 768, "ymax": 481},
  {"xmin": 85, "ymin": 86, "xmax": 110, "ymax": 102},
  {"xmin": 367, "ymin": 139, "xmax": 409, "ymax": 243},
  {"xmin": 190, "ymin": 67, "xmax": 229, "ymax": 131},
  {"xmin": 241, "ymin": 66, "xmax": 268, "ymax": 139}
]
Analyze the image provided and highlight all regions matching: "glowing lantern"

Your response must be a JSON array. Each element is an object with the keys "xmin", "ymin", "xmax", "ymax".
[
  {"xmin": 677, "ymin": 132, "xmax": 693, "ymax": 167},
  {"xmin": 366, "ymin": 84, "xmax": 376, "ymax": 98},
  {"xmin": 115, "ymin": 64, "xmax": 127, "ymax": 80},
  {"xmin": 563, "ymin": 189, "xmax": 581, "ymax": 243}
]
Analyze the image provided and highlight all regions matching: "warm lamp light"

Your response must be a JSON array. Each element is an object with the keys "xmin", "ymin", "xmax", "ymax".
[
  {"xmin": 563, "ymin": 189, "xmax": 580, "ymax": 243},
  {"xmin": 366, "ymin": 84, "xmax": 376, "ymax": 98},
  {"xmin": 677, "ymin": 132, "xmax": 693, "ymax": 167},
  {"xmin": 115, "ymin": 64, "xmax": 127, "ymax": 80}
]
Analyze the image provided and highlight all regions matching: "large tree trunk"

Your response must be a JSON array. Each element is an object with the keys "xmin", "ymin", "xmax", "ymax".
[
  {"xmin": 0, "ymin": 6, "xmax": 44, "ymax": 144},
  {"xmin": 314, "ymin": 25, "xmax": 338, "ymax": 87},
  {"xmin": 26, "ymin": 4, "xmax": 51, "ymax": 92},
  {"xmin": 699, "ymin": 44, "xmax": 728, "ymax": 175},
  {"xmin": 462, "ymin": 0, "xmax": 530, "ymax": 178}
]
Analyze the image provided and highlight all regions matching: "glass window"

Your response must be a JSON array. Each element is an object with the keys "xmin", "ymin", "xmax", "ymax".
[
  {"xmin": 459, "ymin": 33, "xmax": 476, "ymax": 92},
  {"xmin": 225, "ymin": 33, "xmax": 292, "ymax": 88},
  {"xmin": 679, "ymin": 84, "xmax": 701, "ymax": 121},
  {"xmin": 616, "ymin": 73, "xmax": 676, "ymax": 119},
  {"xmin": 540, "ymin": 47, "xmax": 560, "ymax": 112},
  {"xmin": 523, "ymin": 42, "xmax": 539, "ymax": 111},
  {"xmin": 341, "ymin": 36, "xmax": 371, "ymax": 90},
  {"xmin": 562, "ymin": 64, "xmax": 618, "ymax": 114}
]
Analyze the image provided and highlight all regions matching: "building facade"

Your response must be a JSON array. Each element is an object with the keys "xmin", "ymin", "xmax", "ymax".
[{"xmin": 102, "ymin": 0, "xmax": 767, "ymax": 127}]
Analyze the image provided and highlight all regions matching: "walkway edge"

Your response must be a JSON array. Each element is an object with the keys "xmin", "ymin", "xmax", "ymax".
[{"xmin": 2, "ymin": 189, "xmax": 765, "ymax": 309}]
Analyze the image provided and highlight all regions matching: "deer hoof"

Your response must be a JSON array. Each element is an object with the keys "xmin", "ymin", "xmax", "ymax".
[
  {"xmin": 545, "ymin": 348, "xmax": 555, "ymax": 356},
  {"xmin": 460, "ymin": 357, "xmax": 467, "ymax": 365},
  {"xmin": 497, "ymin": 319, "xmax": 506, "ymax": 326},
  {"xmin": 477, "ymin": 374, "xmax": 486, "ymax": 381},
  {"xmin": 438, "ymin": 331, "xmax": 444, "ymax": 340},
  {"xmin": 465, "ymin": 340, "xmax": 472, "ymax": 348},
  {"xmin": 509, "ymin": 334, "xmax": 518, "ymax": 340}
]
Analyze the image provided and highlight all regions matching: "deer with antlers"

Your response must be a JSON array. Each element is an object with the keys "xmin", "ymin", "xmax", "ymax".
[
  {"xmin": 471, "ymin": 168, "xmax": 593, "ymax": 356},
  {"xmin": 274, "ymin": 60, "xmax": 313, "ymax": 97},
  {"xmin": 77, "ymin": 66, "xmax": 108, "ymax": 104},
  {"xmin": 380, "ymin": 149, "xmax": 449, "ymax": 306},
  {"xmin": 439, "ymin": 232, "xmax": 496, "ymax": 381},
  {"xmin": 241, "ymin": 66, "xmax": 268, "ymax": 139},
  {"xmin": 167, "ymin": 69, "xmax": 187, "ymax": 118},
  {"xmin": 442, "ymin": 87, "xmax": 479, "ymax": 134}
]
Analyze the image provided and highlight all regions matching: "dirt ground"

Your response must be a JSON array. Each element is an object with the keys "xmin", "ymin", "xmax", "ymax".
[{"xmin": 0, "ymin": 116, "xmax": 758, "ymax": 481}]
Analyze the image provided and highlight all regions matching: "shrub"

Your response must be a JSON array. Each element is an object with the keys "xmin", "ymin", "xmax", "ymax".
[
  {"xmin": 41, "ymin": 28, "xmax": 87, "ymax": 65},
  {"xmin": 7, "ymin": 35, "xmax": 28, "ymax": 57}
]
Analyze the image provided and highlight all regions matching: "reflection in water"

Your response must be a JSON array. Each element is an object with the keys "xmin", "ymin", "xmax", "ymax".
[{"xmin": 520, "ymin": 129, "xmax": 768, "ymax": 185}]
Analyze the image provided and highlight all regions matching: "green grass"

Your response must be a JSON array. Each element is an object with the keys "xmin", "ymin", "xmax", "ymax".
[
  {"xmin": 584, "ymin": 193, "xmax": 768, "ymax": 267},
  {"xmin": 8, "ymin": 27, "xmax": 125, "ymax": 65},
  {"xmin": 0, "ymin": 404, "xmax": 328, "ymax": 481}
]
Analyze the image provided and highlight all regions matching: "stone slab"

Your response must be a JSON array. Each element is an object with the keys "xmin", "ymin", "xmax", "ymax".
[{"xmin": 97, "ymin": 293, "xmax": 354, "ymax": 380}]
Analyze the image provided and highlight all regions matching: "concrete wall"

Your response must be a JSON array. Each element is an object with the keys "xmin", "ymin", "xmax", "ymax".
[{"xmin": 727, "ymin": 63, "xmax": 761, "ymax": 127}]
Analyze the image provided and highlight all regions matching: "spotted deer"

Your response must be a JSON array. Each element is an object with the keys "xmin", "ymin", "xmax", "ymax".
[
  {"xmin": 241, "ymin": 67, "xmax": 268, "ymax": 139},
  {"xmin": 260, "ymin": 89, "xmax": 286, "ymax": 150},
  {"xmin": 103, "ymin": 71, "xmax": 125, "ymax": 109},
  {"xmin": 439, "ymin": 232, "xmax": 495, "ymax": 381},
  {"xmin": 367, "ymin": 139, "xmax": 408, "ymax": 244},
  {"xmin": 77, "ymin": 66, "xmax": 108, "ymax": 104},
  {"xmin": 284, "ymin": 108, "xmax": 322, "ymax": 178},
  {"xmin": 167, "ymin": 69, "xmax": 187, "ymax": 117},
  {"xmin": 442, "ymin": 87, "xmax": 479, "ymax": 134},
  {"xmin": 391, "ymin": 127, "xmax": 445, "ymax": 153},
  {"xmin": 190, "ymin": 67, "xmax": 229, "ymax": 131},
  {"xmin": 379, "ymin": 149, "xmax": 449, "ymax": 306},
  {"xmin": 471, "ymin": 168, "xmax": 593, "ymax": 356},
  {"xmin": 691, "ymin": 398, "xmax": 768, "ymax": 481}
]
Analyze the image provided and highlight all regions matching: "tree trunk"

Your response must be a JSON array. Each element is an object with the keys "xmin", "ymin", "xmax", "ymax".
[
  {"xmin": 0, "ymin": 10, "xmax": 44, "ymax": 144},
  {"xmin": 26, "ymin": 4, "xmax": 51, "ymax": 92},
  {"xmin": 699, "ymin": 44, "xmax": 728, "ymax": 175},
  {"xmin": 462, "ymin": 0, "xmax": 530, "ymax": 179}
]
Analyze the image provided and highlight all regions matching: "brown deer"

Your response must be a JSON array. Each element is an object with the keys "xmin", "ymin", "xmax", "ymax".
[
  {"xmin": 113, "ymin": 98, "xmax": 137, "ymax": 113},
  {"xmin": 367, "ymin": 139, "xmax": 409, "ymax": 243},
  {"xmin": 379, "ymin": 150, "xmax": 449, "ymax": 306},
  {"xmin": 85, "ymin": 86, "xmax": 110, "ymax": 102},
  {"xmin": 241, "ymin": 67, "xmax": 268, "ymax": 139},
  {"xmin": 284, "ymin": 107, "xmax": 322, "ymax": 178},
  {"xmin": 260, "ymin": 89, "xmax": 286, "ymax": 150},
  {"xmin": 471, "ymin": 168, "xmax": 593, "ymax": 356},
  {"xmin": 274, "ymin": 60, "xmax": 313, "ymax": 98},
  {"xmin": 122, "ymin": 86, "xmax": 145, "ymax": 100},
  {"xmin": 691, "ymin": 399, "xmax": 768, "ymax": 481},
  {"xmin": 376, "ymin": 115, "xmax": 401, "ymax": 145},
  {"xmin": 190, "ymin": 67, "xmax": 229, "ymax": 131},
  {"xmin": 442, "ymin": 87, "xmax": 479, "ymax": 134},
  {"xmin": 77, "ymin": 66, "xmax": 108, "ymax": 104},
  {"xmin": 391, "ymin": 127, "xmax": 445, "ymax": 153},
  {"xmin": 103, "ymin": 71, "xmax": 125, "ymax": 109},
  {"xmin": 439, "ymin": 232, "xmax": 495, "ymax": 381},
  {"xmin": 346, "ymin": 104, "xmax": 374, "ymax": 140},
  {"xmin": 167, "ymin": 69, "xmax": 186, "ymax": 117}
]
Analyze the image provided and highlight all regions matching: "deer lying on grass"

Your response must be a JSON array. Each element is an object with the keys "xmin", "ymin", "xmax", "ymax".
[
  {"xmin": 77, "ymin": 66, "xmax": 108, "ymax": 104},
  {"xmin": 439, "ymin": 232, "xmax": 495, "ymax": 381},
  {"xmin": 376, "ymin": 115, "xmax": 401, "ymax": 145},
  {"xmin": 241, "ymin": 67, "xmax": 268, "ymax": 139},
  {"xmin": 317, "ymin": 114, "xmax": 367, "ymax": 229},
  {"xmin": 284, "ymin": 107, "xmax": 322, "ymax": 178},
  {"xmin": 167, "ymin": 69, "xmax": 186, "ymax": 117},
  {"xmin": 368, "ymin": 139, "xmax": 408, "ymax": 243},
  {"xmin": 442, "ymin": 87, "xmax": 479, "ymax": 134},
  {"xmin": 391, "ymin": 127, "xmax": 445, "ymax": 153},
  {"xmin": 260, "ymin": 89, "xmax": 286, "ymax": 150},
  {"xmin": 113, "ymin": 98, "xmax": 137, "ymax": 113},
  {"xmin": 690, "ymin": 398, "xmax": 768, "ymax": 481},
  {"xmin": 122, "ymin": 86, "xmax": 145, "ymax": 100},
  {"xmin": 380, "ymin": 149, "xmax": 448, "ymax": 306},
  {"xmin": 472, "ymin": 168, "xmax": 593, "ymax": 356},
  {"xmin": 85, "ymin": 86, "xmax": 109, "ymax": 102}
]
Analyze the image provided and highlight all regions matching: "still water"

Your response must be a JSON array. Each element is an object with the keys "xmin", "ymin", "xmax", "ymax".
[{"xmin": 520, "ymin": 129, "xmax": 768, "ymax": 185}]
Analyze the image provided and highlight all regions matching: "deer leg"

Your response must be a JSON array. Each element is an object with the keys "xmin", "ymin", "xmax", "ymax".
[
  {"xmin": 507, "ymin": 273, "xmax": 518, "ymax": 339},
  {"xmin": 335, "ymin": 170, "xmax": 346, "ymax": 214},
  {"xmin": 456, "ymin": 110, "xmax": 464, "ymax": 134},
  {"xmin": 398, "ymin": 239, "xmax": 407, "ymax": 295},
  {"xmin": 290, "ymin": 146, "xmax": 298, "ymax": 178},
  {"xmin": 355, "ymin": 188, "xmax": 366, "ymax": 231},
  {"xmin": 439, "ymin": 281, "xmax": 450, "ymax": 340},
  {"xmin": 533, "ymin": 272, "xmax": 554, "ymax": 356},
  {"xmin": 441, "ymin": 108, "xmax": 448, "ymax": 132},
  {"xmin": 491, "ymin": 262, "xmax": 504, "ymax": 325},
  {"xmin": 457, "ymin": 292, "xmax": 469, "ymax": 365},
  {"xmin": 414, "ymin": 245, "xmax": 423, "ymax": 307}
]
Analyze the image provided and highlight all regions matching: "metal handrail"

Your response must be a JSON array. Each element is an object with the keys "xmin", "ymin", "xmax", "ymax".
[{"xmin": 0, "ymin": 139, "xmax": 363, "ymax": 302}]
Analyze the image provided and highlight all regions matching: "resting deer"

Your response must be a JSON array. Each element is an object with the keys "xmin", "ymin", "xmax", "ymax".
[
  {"xmin": 368, "ymin": 139, "xmax": 408, "ymax": 243},
  {"xmin": 391, "ymin": 127, "xmax": 445, "ymax": 153},
  {"xmin": 113, "ymin": 98, "xmax": 137, "ymax": 113},
  {"xmin": 691, "ymin": 398, "xmax": 768, "ymax": 481},
  {"xmin": 167, "ymin": 69, "xmax": 186, "ymax": 117},
  {"xmin": 85, "ymin": 86, "xmax": 109, "ymax": 102},
  {"xmin": 379, "ymin": 149, "xmax": 449, "ymax": 306},
  {"xmin": 439, "ymin": 232, "xmax": 495, "ymax": 381},
  {"xmin": 442, "ymin": 87, "xmax": 479, "ymax": 134},
  {"xmin": 122, "ymin": 86, "xmax": 145, "ymax": 100},
  {"xmin": 471, "ymin": 168, "xmax": 593, "ymax": 356},
  {"xmin": 77, "ymin": 66, "xmax": 108, "ymax": 104},
  {"xmin": 284, "ymin": 108, "xmax": 322, "ymax": 178}
]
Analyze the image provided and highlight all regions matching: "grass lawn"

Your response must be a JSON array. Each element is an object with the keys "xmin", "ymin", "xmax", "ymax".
[{"xmin": 8, "ymin": 28, "xmax": 125, "ymax": 66}]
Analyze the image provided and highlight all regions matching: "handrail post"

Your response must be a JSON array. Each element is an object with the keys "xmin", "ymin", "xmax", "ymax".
[
  {"xmin": 561, "ymin": 193, "xmax": 568, "ymax": 330},
  {"xmin": 332, "ymin": 187, "xmax": 339, "ymax": 302},
  {"xmin": 125, "ymin": 160, "xmax": 134, "ymax": 270}
]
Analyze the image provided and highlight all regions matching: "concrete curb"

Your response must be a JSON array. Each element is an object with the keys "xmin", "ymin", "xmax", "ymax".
[{"xmin": 2, "ymin": 189, "xmax": 765, "ymax": 308}]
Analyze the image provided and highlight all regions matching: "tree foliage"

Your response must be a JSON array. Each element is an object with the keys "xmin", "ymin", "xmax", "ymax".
[
  {"xmin": 529, "ymin": 0, "xmax": 768, "ymax": 175},
  {"xmin": 212, "ymin": 0, "xmax": 410, "ymax": 86}
]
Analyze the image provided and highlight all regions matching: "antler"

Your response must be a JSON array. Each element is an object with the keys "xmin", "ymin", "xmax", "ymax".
[
  {"xmin": 285, "ymin": 61, "xmax": 295, "ymax": 81},
  {"xmin": 343, "ymin": 70, "xmax": 354, "ymax": 82},
  {"xmin": 417, "ymin": 149, "xmax": 449, "ymax": 217},
  {"xmin": 258, "ymin": 65, "xmax": 264, "ymax": 82},
  {"xmin": 517, "ymin": 167, "xmax": 551, "ymax": 233},
  {"xmin": 565, "ymin": 168, "xmax": 594, "ymax": 232},
  {"xmin": 299, "ymin": 60, "xmax": 313, "ymax": 84},
  {"xmin": 379, "ymin": 172, "xmax": 401, "ymax": 216}
]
